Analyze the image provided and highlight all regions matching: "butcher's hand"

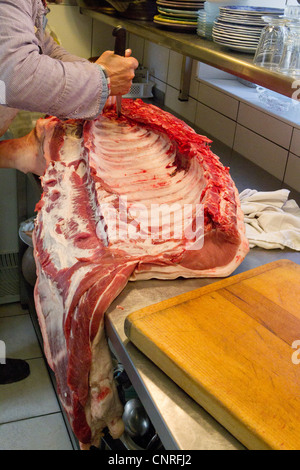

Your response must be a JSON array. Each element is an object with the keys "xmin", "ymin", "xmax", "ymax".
[{"xmin": 96, "ymin": 49, "xmax": 139, "ymax": 97}]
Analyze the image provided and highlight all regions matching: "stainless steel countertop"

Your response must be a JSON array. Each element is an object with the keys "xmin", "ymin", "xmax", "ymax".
[
  {"xmin": 105, "ymin": 136, "xmax": 300, "ymax": 451},
  {"xmin": 106, "ymin": 249, "xmax": 299, "ymax": 451}
]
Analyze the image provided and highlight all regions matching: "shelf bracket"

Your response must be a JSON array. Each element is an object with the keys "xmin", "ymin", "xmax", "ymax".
[{"xmin": 178, "ymin": 56, "xmax": 193, "ymax": 102}]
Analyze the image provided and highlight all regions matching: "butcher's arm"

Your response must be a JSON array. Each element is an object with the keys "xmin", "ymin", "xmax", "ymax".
[
  {"xmin": 0, "ymin": 1, "xmax": 109, "ymax": 120},
  {"xmin": 42, "ymin": 30, "xmax": 89, "ymax": 64},
  {"xmin": 0, "ymin": 130, "xmax": 45, "ymax": 176}
]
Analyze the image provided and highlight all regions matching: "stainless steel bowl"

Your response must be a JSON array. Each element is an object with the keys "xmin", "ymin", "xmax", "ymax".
[
  {"xmin": 122, "ymin": 398, "xmax": 151, "ymax": 438},
  {"xmin": 122, "ymin": 398, "xmax": 162, "ymax": 449}
]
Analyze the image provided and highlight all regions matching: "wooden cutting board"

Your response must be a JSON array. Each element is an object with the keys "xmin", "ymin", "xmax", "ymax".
[{"xmin": 124, "ymin": 260, "xmax": 300, "ymax": 450}]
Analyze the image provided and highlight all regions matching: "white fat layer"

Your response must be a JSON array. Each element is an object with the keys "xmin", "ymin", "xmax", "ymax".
[{"xmin": 88, "ymin": 117, "xmax": 206, "ymax": 255}]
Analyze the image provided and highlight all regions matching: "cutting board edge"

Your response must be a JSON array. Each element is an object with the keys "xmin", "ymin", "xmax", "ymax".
[
  {"xmin": 127, "ymin": 322, "xmax": 274, "ymax": 451},
  {"xmin": 124, "ymin": 316, "xmax": 133, "ymax": 340},
  {"xmin": 125, "ymin": 260, "xmax": 296, "ymax": 324}
]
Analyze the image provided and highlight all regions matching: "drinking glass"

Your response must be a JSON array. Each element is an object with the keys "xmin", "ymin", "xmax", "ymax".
[
  {"xmin": 278, "ymin": 21, "xmax": 300, "ymax": 77},
  {"xmin": 253, "ymin": 16, "xmax": 290, "ymax": 70},
  {"xmin": 284, "ymin": 3, "xmax": 300, "ymax": 21}
]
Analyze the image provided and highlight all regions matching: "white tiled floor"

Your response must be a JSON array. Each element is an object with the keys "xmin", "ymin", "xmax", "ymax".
[{"xmin": 0, "ymin": 303, "xmax": 74, "ymax": 450}]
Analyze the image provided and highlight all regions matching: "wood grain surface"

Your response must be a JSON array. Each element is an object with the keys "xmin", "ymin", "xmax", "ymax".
[{"xmin": 125, "ymin": 260, "xmax": 300, "ymax": 450}]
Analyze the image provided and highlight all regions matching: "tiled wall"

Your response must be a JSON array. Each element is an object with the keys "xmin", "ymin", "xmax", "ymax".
[
  {"xmin": 47, "ymin": 5, "xmax": 93, "ymax": 58},
  {"xmin": 46, "ymin": 5, "xmax": 300, "ymax": 193},
  {"xmin": 202, "ymin": 92, "xmax": 299, "ymax": 192}
]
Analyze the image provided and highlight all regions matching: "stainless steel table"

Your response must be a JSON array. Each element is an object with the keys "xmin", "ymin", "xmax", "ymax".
[
  {"xmin": 105, "ymin": 138, "xmax": 300, "ymax": 451},
  {"xmin": 106, "ymin": 249, "xmax": 299, "ymax": 451}
]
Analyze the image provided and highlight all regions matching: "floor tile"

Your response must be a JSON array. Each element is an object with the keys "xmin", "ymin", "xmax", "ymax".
[
  {"xmin": 0, "ymin": 314, "xmax": 42, "ymax": 359},
  {"xmin": 0, "ymin": 358, "xmax": 60, "ymax": 424},
  {"xmin": 0, "ymin": 413, "xmax": 73, "ymax": 450},
  {"xmin": 0, "ymin": 302, "xmax": 28, "ymax": 319}
]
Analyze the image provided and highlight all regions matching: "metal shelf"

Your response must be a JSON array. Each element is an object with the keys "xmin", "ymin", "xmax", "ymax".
[{"xmin": 81, "ymin": 8, "xmax": 296, "ymax": 99}]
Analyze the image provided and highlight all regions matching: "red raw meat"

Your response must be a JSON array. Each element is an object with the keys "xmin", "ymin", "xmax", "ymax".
[{"xmin": 32, "ymin": 99, "xmax": 249, "ymax": 448}]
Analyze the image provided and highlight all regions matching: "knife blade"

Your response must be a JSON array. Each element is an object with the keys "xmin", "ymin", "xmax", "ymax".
[{"xmin": 113, "ymin": 26, "xmax": 127, "ymax": 118}]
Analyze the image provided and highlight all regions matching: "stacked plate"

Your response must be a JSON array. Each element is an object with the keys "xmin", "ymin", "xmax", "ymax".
[
  {"xmin": 212, "ymin": 6, "xmax": 284, "ymax": 53},
  {"xmin": 154, "ymin": 0, "xmax": 204, "ymax": 31}
]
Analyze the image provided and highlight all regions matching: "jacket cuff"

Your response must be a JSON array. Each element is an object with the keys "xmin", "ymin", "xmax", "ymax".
[{"xmin": 96, "ymin": 64, "xmax": 110, "ymax": 115}]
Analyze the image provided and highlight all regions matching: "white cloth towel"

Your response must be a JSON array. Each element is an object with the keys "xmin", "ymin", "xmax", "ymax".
[{"xmin": 239, "ymin": 189, "xmax": 300, "ymax": 251}]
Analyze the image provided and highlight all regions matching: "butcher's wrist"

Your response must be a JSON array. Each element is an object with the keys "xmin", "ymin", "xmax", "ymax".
[{"xmin": 98, "ymin": 64, "xmax": 111, "ymax": 97}]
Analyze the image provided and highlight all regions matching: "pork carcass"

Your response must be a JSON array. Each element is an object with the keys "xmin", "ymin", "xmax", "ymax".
[{"xmin": 32, "ymin": 99, "xmax": 249, "ymax": 448}]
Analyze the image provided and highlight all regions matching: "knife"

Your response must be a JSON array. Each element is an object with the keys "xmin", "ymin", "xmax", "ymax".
[{"xmin": 113, "ymin": 26, "xmax": 127, "ymax": 118}]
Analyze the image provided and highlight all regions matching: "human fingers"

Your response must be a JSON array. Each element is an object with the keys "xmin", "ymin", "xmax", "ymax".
[{"xmin": 103, "ymin": 96, "xmax": 117, "ymax": 110}]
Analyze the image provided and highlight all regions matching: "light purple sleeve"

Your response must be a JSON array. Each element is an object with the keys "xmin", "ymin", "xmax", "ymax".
[{"xmin": 0, "ymin": 0, "xmax": 109, "ymax": 120}]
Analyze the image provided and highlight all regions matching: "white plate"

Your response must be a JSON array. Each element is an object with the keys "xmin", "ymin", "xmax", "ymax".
[
  {"xmin": 219, "ymin": 12, "xmax": 277, "ymax": 21},
  {"xmin": 215, "ymin": 20, "xmax": 263, "ymax": 31},
  {"xmin": 213, "ymin": 32, "xmax": 259, "ymax": 43},
  {"xmin": 213, "ymin": 30, "xmax": 259, "ymax": 39},
  {"xmin": 213, "ymin": 32, "xmax": 261, "ymax": 42},
  {"xmin": 213, "ymin": 29, "xmax": 261, "ymax": 40},
  {"xmin": 213, "ymin": 26, "xmax": 262, "ymax": 37},
  {"xmin": 219, "ymin": 6, "xmax": 284, "ymax": 16},
  {"xmin": 213, "ymin": 37, "xmax": 259, "ymax": 46},
  {"xmin": 213, "ymin": 39, "xmax": 257, "ymax": 53},
  {"xmin": 218, "ymin": 13, "xmax": 280, "ymax": 23},
  {"xmin": 213, "ymin": 31, "xmax": 259, "ymax": 40},
  {"xmin": 213, "ymin": 25, "xmax": 260, "ymax": 34}
]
